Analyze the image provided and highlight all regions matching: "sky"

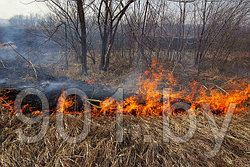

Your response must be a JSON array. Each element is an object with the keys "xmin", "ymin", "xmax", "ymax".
[{"xmin": 0, "ymin": 0, "xmax": 49, "ymax": 19}]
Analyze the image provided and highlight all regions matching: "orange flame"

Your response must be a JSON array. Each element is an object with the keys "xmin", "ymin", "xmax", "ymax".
[
  {"xmin": 0, "ymin": 60, "xmax": 249, "ymax": 116},
  {"xmin": 93, "ymin": 60, "xmax": 249, "ymax": 116},
  {"xmin": 57, "ymin": 90, "xmax": 82, "ymax": 114}
]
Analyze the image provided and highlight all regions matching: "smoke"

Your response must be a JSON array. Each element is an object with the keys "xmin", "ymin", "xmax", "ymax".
[{"xmin": 0, "ymin": 25, "xmax": 65, "ymax": 83}]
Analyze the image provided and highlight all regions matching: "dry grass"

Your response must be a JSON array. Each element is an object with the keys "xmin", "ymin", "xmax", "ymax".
[
  {"xmin": 1, "ymin": 53, "xmax": 249, "ymax": 166},
  {"xmin": 46, "ymin": 53, "xmax": 135, "ymax": 84},
  {"xmin": 43, "ymin": 52, "xmax": 249, "ymax": 88},
  {"xmin": 0, "ymin": 107, "xmax": 249, "ymax": 167}
]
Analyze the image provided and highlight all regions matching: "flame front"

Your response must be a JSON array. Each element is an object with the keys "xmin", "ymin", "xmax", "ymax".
[
  {"xmin": 0, "ymin": 60, "xmax": 249, "ymax": 116},
  {"xmin": 94, "ymin": 60, "xmax": 249, "ymax": 116},
  {"xmin": 57, "ymin": 90, "xmax": 83, "ymax": 114}
]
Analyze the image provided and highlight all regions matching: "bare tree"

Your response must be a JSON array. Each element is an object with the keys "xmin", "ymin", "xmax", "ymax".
[
  {"xmin": 192, "ymin": 0, "xmax": 249, "ymax": 75},
  {"xmin": 39, "ymin": 0, "xmax": 88, "ymax": 74},
  {"xmin": 94, "ymin": 0, "xmax": 135, "ymax": 71},
  {"xmin": 32, "ymin": 0, "xmax": 249, "ymax": 77},
  {"xmin": 76, "ymin": 0, "xmax": 88, "ymax": 74}
]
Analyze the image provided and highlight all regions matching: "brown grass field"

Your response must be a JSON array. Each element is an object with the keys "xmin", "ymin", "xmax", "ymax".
[
  {"xmin": 0, "ymin": 106, "xmax": 249, "ymax": 167},
  {"xmin": 0, "ymin": 52, "xmax": 249, "ymax": 166},
  {"xmin": 0, "ymin": 54, "xmax": 250, "ymax": 167}
]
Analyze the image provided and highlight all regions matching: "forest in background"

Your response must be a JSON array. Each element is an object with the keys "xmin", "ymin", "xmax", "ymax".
[{"xmin": 0, "ymin": 0, "xmax": 248, "ymax": 84}]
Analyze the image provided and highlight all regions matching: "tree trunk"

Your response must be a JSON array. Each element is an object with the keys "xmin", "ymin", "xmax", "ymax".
[
  {"xmin": 77, "ymin": 0, "xmax": 88, "ymax": 75},
  {"xmin": 99, "ymin": 1, "xmax": 109, "ymax": 71},
  {"xmin": 100, "ymin": 34, "xmax": 108, "ymax": 70}
]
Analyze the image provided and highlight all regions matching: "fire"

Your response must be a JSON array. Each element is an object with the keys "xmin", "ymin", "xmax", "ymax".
[
  {"xmin": 0, "ymin": 60, "xmax": 249, "ymax": 116},
  {"xmin": 57, "ymin": 90, "xmax": 83, "ymax": 114},
  {"xmin": 93, "ymin": 60, "xmax": 249, "ymax": 116},
  {"xmin": 0, "ymin": 89, "xmax": 45, "ymax": 115},
  {"xmin": 0, "ymin": 89, "xmax": 15, "ymax": 114},
  {"xmin": 86, "ymin": 79, "xmax": 97, "ymax": 84}
]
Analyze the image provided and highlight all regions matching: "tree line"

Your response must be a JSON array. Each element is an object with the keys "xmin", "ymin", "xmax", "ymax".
[{"xmin": 7, "ymin": 0, "xmax": 250, "ymax": 76}]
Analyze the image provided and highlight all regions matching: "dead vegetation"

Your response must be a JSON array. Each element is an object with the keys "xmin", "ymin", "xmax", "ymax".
[
  {"xmin": 1, "ymin": 50, "xmax": 248, "ymax": 166},
  {"xmin": 0, "ymin": 1, "xmax": 249, "ymax": 166},
  {"xmin": 0, "ymin": 106, "xmax": 249, "ymax": 167},
  {"xmin": 40, "ymin": 53, "xmax": 139, "ymax": 85},
  {"xmin": 44, "ymin": 51, "xmax": 248, "ymax": 89}
]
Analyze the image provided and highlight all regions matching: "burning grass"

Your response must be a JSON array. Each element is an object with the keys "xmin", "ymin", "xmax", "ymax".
[
  {"xmin": 93, "ymin": 61, "xmax": 249, "ymax": 116},
  {"xmin": 0, "ymin": 59, "xmax": 249, "ymax": 166},
  {"xmin": 0, "ymin": 109, "xmax": 249, "ymax": 167},
  {"xmin": 0, "ymin": 60, "xmax": 249, "ymax": 116}
]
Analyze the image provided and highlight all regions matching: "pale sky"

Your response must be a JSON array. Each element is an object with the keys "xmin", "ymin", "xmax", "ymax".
[{"xmin": 0, "ymin": 0, "xmax": 49, "ymax": 19}]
